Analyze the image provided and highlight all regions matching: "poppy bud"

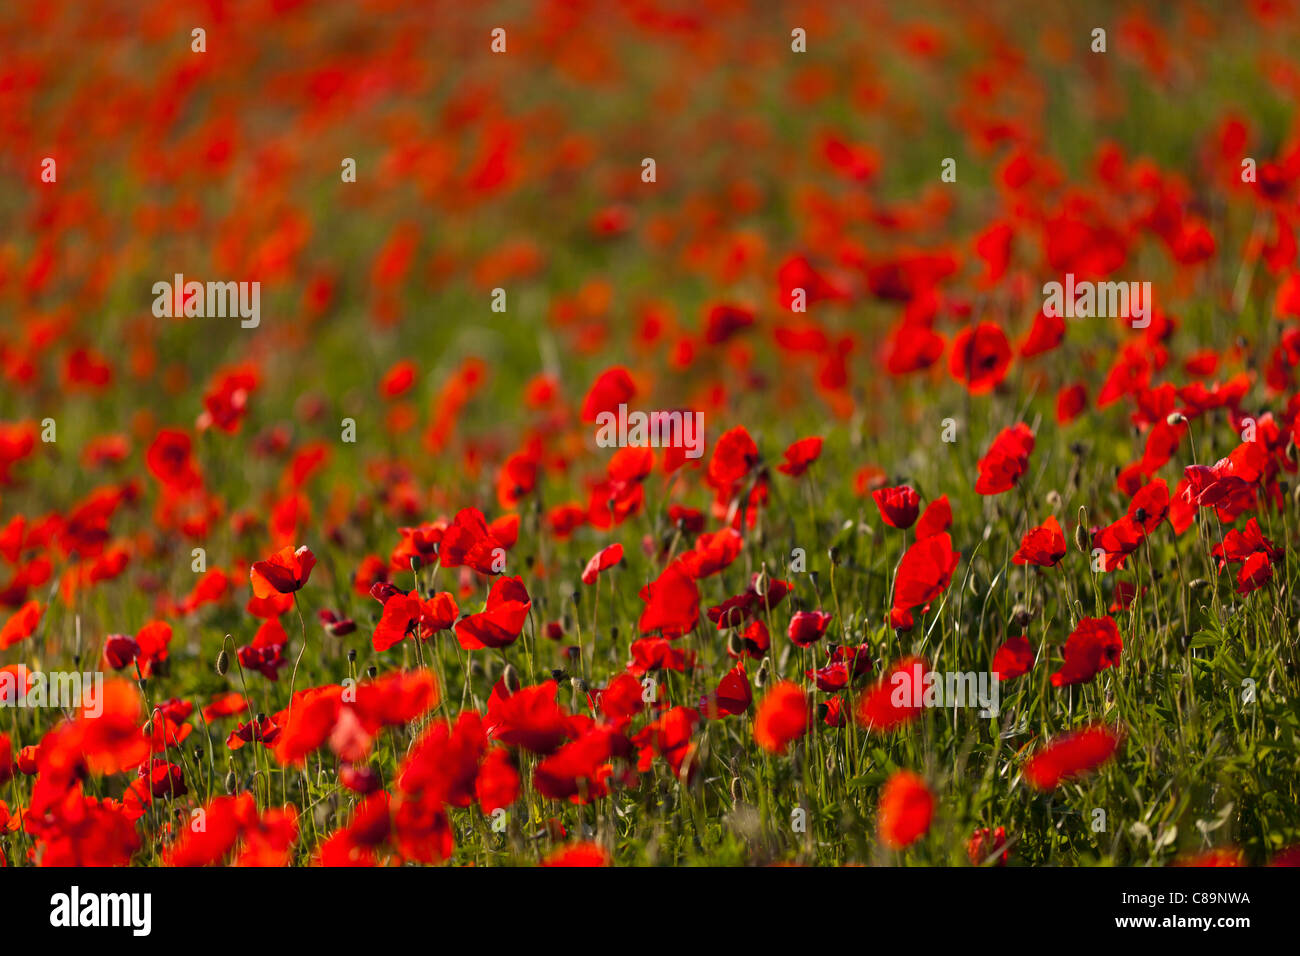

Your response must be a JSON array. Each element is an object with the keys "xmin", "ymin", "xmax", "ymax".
[
  {"xmin": 570, "ymin": 589, "xmax": 581, "ymax": 606},
  {"xmin": 347, "ymin": 648, "xmax": 357, "ymax": 663},
  {"xmin": 1189, "ymin": 578, "xmax": 1210, "ymax": 592},
  {"xmin": 224, "ymin": 770, "xmax": 237, "ymax": 794},
  {"xmin": 1045, "ymin": 490, "xmax": 1062, "ymax": 512},
  {"xmin": 1074, "ymin": 507, "xmax": 1089, "ymax": 553},
  {"xmin": 409, "ymin": 554, "xmax": 423, "ymax": 572},
  {"xmin": 366, "ymin": 666, "xmax": 377, "ymax": 679},
  {"xmin": 215, "ymin": 648, "xmax": 229, "ymax": 676},
  {"xmin": 1287, "ymin": 440, "xmax": 1298, "ymax": 464},
  {"xmin": 754, "ymin": 658, "xmax": 770, "ymax": 689},
  {"xmin": 753, "ymin": 570, "xmax": 768, "ymax": 598},
  {"xmin": 551, "ymin": 668, "xmax": 569, "ymax": 683},
  {"xmin": 502, "ymin": 664, "xmax": 521, "ymax": 693},
  {"xmin": 1166, "ymin": 412, "xmax": 1187, "ymax": 426},
  {"xmin": 727, "ymin": 631, "xmax": 745, "ymax": 656}
]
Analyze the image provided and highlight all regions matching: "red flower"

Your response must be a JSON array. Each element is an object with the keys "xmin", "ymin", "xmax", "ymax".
[
  {"xmin": 1056, "ymin": 383, "xmax": 1088, "ymax": 423},
  {"xmin": 1051, "ymin": 616, "xmax": 1123, "ymax": 687},
  {"xmin": 703, "ymin": 663, "xmax": 752, "ymax": 717},
  {"xmin": 638, "ymin": 560, "xmax": 700, "ymax": 637},
  {"xmin": 806, "ymin": 645, "xmax": 872, "ymax": 691},
  {"xmin": 1013, "ymin": 515, "xmax": 1066, "ymax": 567},
  {"xmin": 949, "ymin": 321, "xmax": 1012, "ymax": 394},
  {"xmin": 581, "ymin": 543, "xmax": 624, "ymax": 585},
  {"xmin": 855, "ymin": 657, "xmax": 929, "ymax": 732},
  {"xmin": 975, "ymin": 424, "xmax": 1034, "ymax": 495},
  {"xmin": 250, "ymin": 545, "xmax": 316, "ymax": 599},
  {"xmin": 787, "ymin": 610, "xmax": 832, "ymax": 647},
  {"xmin": 892, "ymin": 534, "xmax": 960, "ymax": 612},
  {"xmin": 0, "ymin": 601, "xmax": 42, "ymax": 650},
  {"xmin": 373, "ymin": 591, "xmax": 458, "ymax": 652},
  {"xmin": 542, "ymin": 841, "xmax": 610, "ymax": 867},
  {"xmin": 915, "ymin": 495, "xmax": 952, "ymax": 539},
  {"xmin": 581, "ymin": 366, "xmax": 635, "ymax": 422},
  {"xmin": 753, "ymin": 682, "xmax": 810, "ymax": 754},
  {"xmin": 877, "ymin": 770, "xmax": 934, "ymax": 849},
  {"xmin": 708, "ymin": 426, "xmax": 760, "ymax": 486},
  {"xmin": 991, "ymin": 636, "xmax": 1034, "ymax": 680},
  {"xmin": 873, "ymin": 485, "xmax": 920, "ymax": 529},
  {"xmin": 455, "ymin": 576, "xmax": 531, "ymax": 650},
  {"xmin": 777, "ymin": 436, "xmax": 823, "ymax": 477},
  {"xmin": 968, "ymin": 826, "xmax": 1009, "ymax": 866},
  {"xmin": 1024, "ymin": 725, "xmax": 1123, "ymax": 790}
]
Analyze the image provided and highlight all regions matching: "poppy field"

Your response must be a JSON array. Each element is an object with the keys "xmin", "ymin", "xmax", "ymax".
[{"xmin": 3, "ymin": 0, "xmax": 1300, "ymax": 875}]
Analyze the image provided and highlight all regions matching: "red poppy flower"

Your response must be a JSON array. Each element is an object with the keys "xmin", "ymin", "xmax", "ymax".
[
  {"xmin": 777, "ymin": 436, "xmax": 823, "ymax": 477},
  {"xmin": 1051, "ymin": 616, "xmax": 1123, "ymax": 687},
  {"xmin": 1013, "ymin": 515, "xmax": 1066, "ymax": 567},
  {"xmin": 486, "ymin": 680, "xmax": 570, "ymax": 755},
  {"xmin": 915, "ymin": 495, "xmax": 952, "ymax": 539},
  {"xmin": 968, "ymin": 826, "xmax": 1009, "ymax": 866},
  {"xmin": 703, "ymin": 662, "xmax": 752, "ymax": 717},
  {"xmin": 753, "ymin": 682, "xmax": 810, "ymax": 754},
  {"xmin": 787, "ymin": 610, "xmax": 832, "ymax": 647},
  {"xmin": 877, "ymin": 770, "xmax": 934, "ymax": 849},
  {"xmin": 1056, "ymin": 383, "xmax": 1088, "ymax": 423},
  {"xmin": 949, "ymin": 321, "xmax": 1012, "ymax": 393},
  {"xmin": 991, "ymin": 636, "xmax": 1034, "ymax": 680},
  {"xmin": 975, "ymin": 424, "xmax": 1034, "ymax": 495},
  {"xmin": 708, "ymin": 426, "xmax": 760, "ymax": 486},
  {"xmin": 581, "ymin": 542, "xmax": 623, "ymax": 585},
  {"xmin": 580, "ymin": 366, "xmax": 636, "ymax": 422},
  {"xmin": 1023, "ymin": 725, "xmax": 1123, "ymax": 790},
  {"xmin": 854, "ymin": 657, "xmax": 929, "ymax": 732},
  {"xmin": 455, "ymin": 576, "xmax": 531, "ymax": 650},
  {"xmin": 542, "ymin": 841, "xmax": 610, "ymax": 867},
  {"xmin": 373, "ymin": 590, "xmax": 459, "ymax": 652},
  {"xmin": 250, "ymin": 545, "xmax": 316, "ymax": 599},
  {"xmin": 0, "ymin": 600, "xmax": 42, "ymax": 650},
  {"xmin": 638, "ymin": 560, "xmax": 700, "ymax": 637},
  {"xmin": 892, "ymin": 533, "xmax": 960, "ymax": 612},
  {"xmin": 806, "ymin": 645, "xmax": 872, "ymax": 691},
  {"xmin": 873, "ymin": 485, "xmax": 920, "ymax": 529}
]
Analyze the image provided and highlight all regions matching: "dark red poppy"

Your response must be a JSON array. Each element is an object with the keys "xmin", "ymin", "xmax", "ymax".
[{"xmin": 873, "ymin": 485, "xmax": 920, "ymax": 529}]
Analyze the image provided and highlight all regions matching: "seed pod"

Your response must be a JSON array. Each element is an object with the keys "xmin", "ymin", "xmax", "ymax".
[
  {"xmin": 1045, "ymin": 489, "xmax": 1062, "ymax": 512},
  {"xmin": 1010, "ymin": 605, "xmax": 1032, "ymax": 629}
]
